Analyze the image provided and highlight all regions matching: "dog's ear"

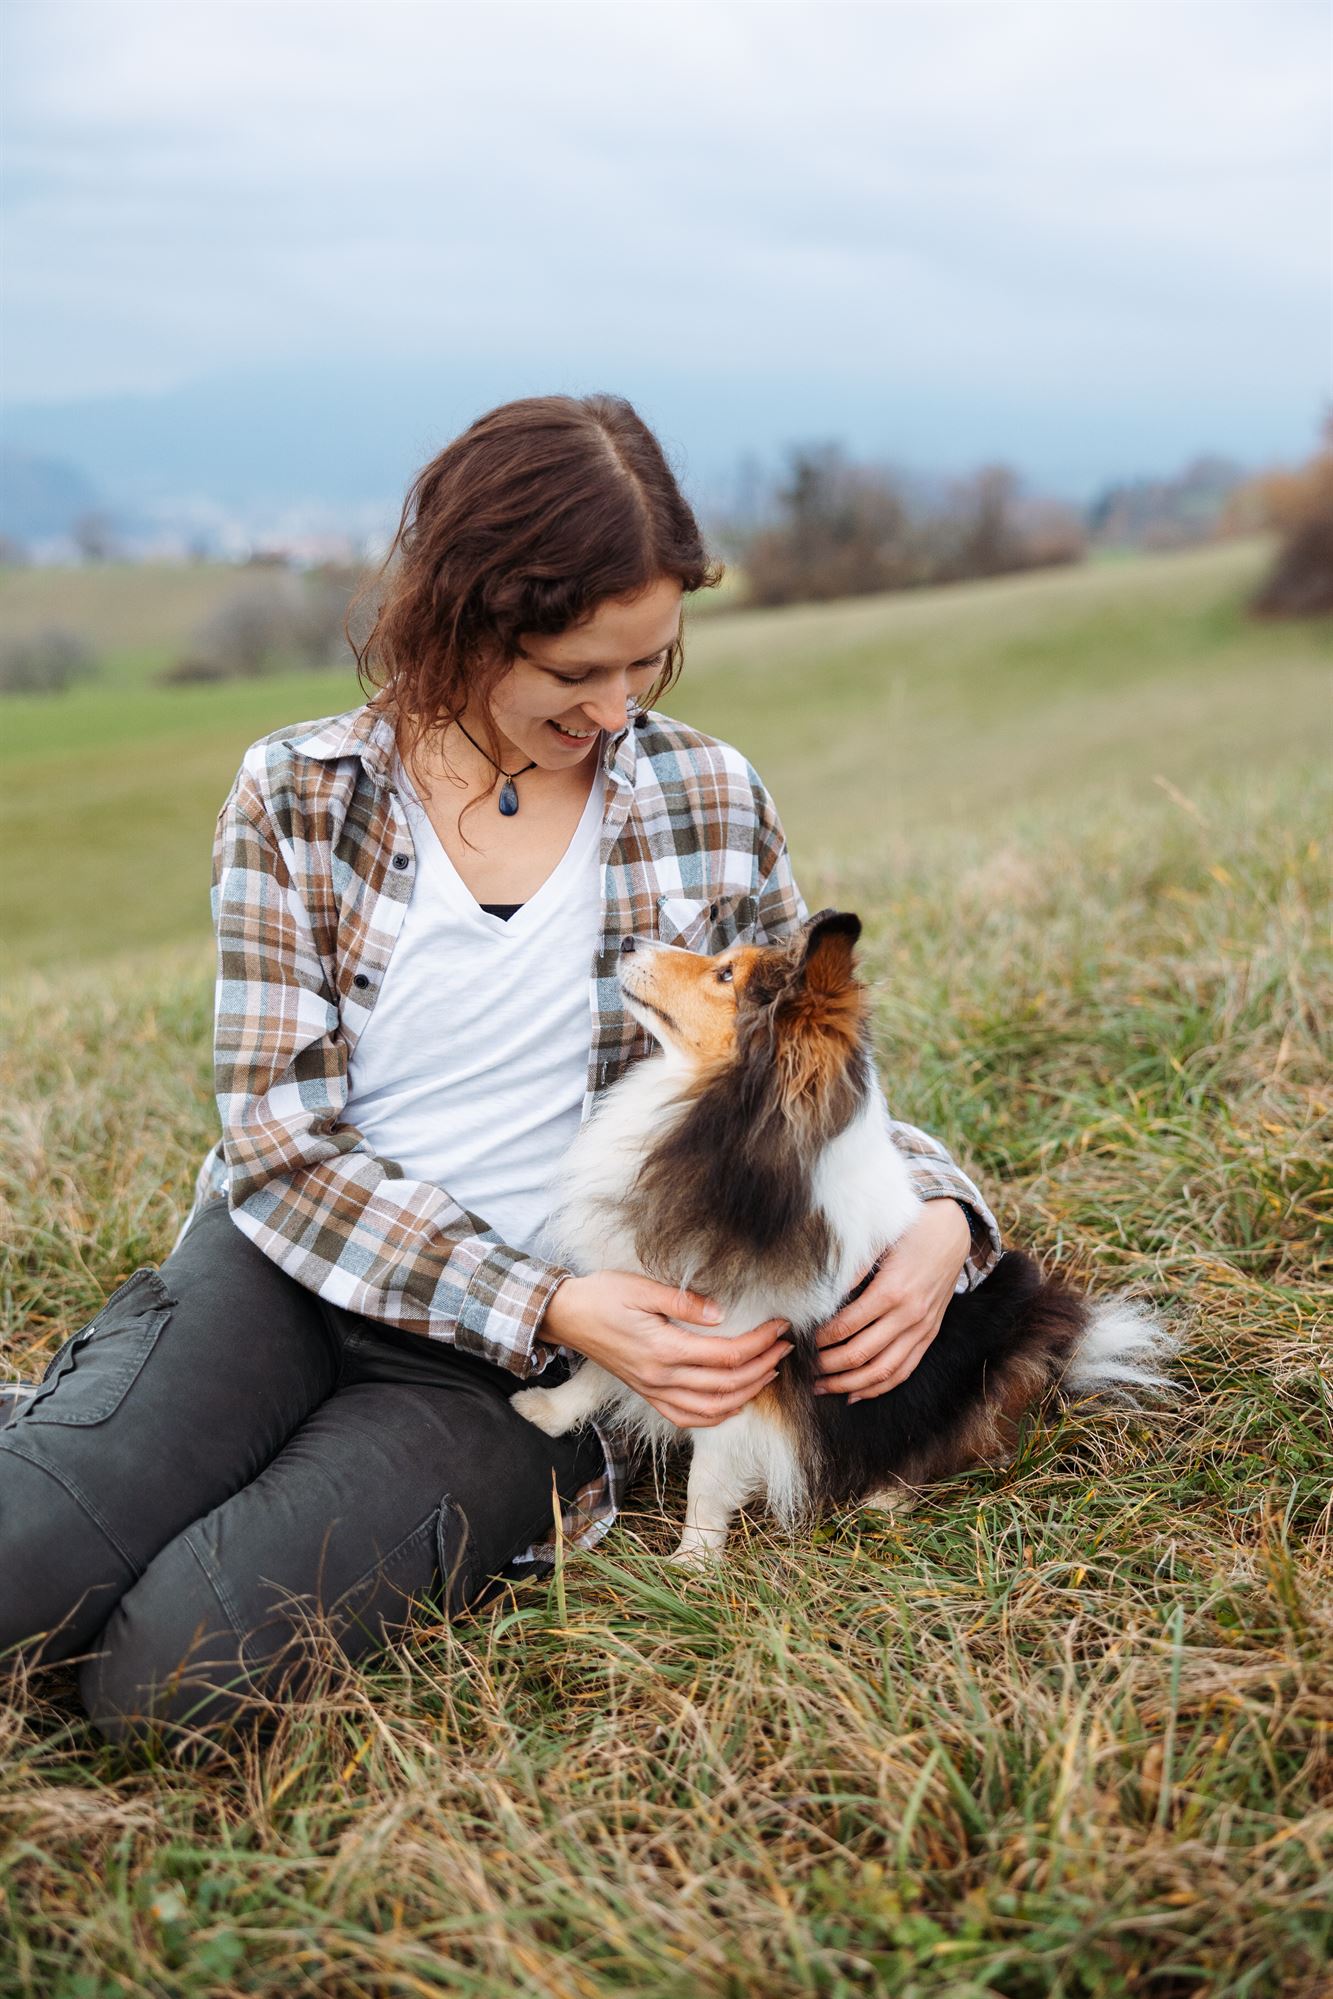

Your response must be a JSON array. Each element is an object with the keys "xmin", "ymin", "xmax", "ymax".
[{"xmin": 797, "ymin": 908, "xmax": 862, "ymax": 993}]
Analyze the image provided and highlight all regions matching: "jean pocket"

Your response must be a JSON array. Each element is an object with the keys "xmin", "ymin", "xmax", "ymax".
[{"xmin": 24, "ymin": 1266, "xmax": 175, "ymax": 1427}]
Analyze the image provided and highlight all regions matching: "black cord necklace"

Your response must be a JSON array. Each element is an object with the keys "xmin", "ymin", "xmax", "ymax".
[{"xmin": 453, "ymin": 717, "xmax": 539, "ymax": 816}]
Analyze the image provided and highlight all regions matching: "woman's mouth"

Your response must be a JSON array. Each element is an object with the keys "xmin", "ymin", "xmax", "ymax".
[{"xmin": 548, "ymin": 720, "xmax": 598, "ymax": 742}]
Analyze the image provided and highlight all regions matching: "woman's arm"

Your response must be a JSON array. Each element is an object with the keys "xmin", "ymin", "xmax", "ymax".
[{"xmin": 211, "ymin": 773, "xmax": 572, "ymax": 1377}]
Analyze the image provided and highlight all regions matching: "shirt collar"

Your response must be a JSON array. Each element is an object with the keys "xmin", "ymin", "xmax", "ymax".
[
  {"xmin": 287, "ymin": 700, "xmax": 641, "ymax": 792},
  {"xmin": 284, "ymin": 702, "xmax": 398, "ymax": 784}
]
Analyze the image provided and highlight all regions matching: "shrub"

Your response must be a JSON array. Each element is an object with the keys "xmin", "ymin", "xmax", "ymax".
[
  {"xmin": 1248, "ymin": 418, "xmax": 1333, "ymax": 618},
  {"xmin": 158, "ymin": 566, "xmax": 365, "ymax": 684},
  {"xmin": 0, "ymin": 626, "xmax": 99, "ymax": 695}
]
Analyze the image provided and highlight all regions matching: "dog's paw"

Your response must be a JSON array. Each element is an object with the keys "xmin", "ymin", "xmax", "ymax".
[
  {"xmin": 860, "ymin": 1484, "xmax": 917, "ymax": 1516},
  {"xmin": 667, "ymin": 1538, "xmax": 724, "ymax": 1569},
  {"xmin": 510, "ymin": 1389, "xmax": 570, "ymax": 1437}
]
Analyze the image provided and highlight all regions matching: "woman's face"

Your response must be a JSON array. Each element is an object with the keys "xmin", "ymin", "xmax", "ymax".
[{"xmin": 476, "ymin": 574, "xmax": 683, "ymax": 771}]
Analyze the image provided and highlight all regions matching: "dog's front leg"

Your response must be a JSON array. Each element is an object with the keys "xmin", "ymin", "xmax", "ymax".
[
  {"xmin": 670, "ymin": 1423, "xmax": 759, "ymax": 1567},
  {"xmin": 511, "ymin": 1360, "xmax": 615, "ymax": 1439}
]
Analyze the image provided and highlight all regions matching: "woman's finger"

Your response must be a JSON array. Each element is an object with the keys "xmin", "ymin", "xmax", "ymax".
[
  {"xmin": 852, "ymin": 1330, "xmax": 936, "ymax": 1400},
  {"xmin": 815, "ymin": 1326, "xmax": 929, "ymax": 1397},
  {"xmin": 661, "ymin": 1318, "xmax": 791, "ymax": 1368},
  {"xmin": 666, "ymin": 1341, "xmax": 793, "ymax": 1392},
  {"xmin": 816, "ymin": 1302, "xmax": 922, "ymax": 1377},
  {"xmin": 655, "ymin": 1371, "xmax": 779, "ymax": 1427},
  {"xmin": 813, "ymin": 1265, "xmax": 899, "ymax": 1347}
]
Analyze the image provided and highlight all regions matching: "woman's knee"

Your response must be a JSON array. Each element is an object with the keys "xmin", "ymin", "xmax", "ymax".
[
  {"xmin": 0, "ymin": 1440, "xmax": 139, "ymax": 1666},
  {"xmin": 76, "ymin": 1529, "xmax": 299, "ymax": 1756}
]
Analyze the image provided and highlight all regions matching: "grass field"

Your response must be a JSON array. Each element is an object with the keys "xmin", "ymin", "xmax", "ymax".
[
  {"xmin": 1, "ymin": 541, "xmax": 1330, "ymax": 1996},
  {"xmin": 2, "ymin": 538, "xmax": 1327, "ymax": 971}
]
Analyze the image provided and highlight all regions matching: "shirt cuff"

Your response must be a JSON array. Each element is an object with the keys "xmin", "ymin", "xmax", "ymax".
[
  {"xmin": 456, "ymin": 1244, "xmax": 577, "ymax": 1378},
  {"xmin": 907, "ymin": 1182, "xmax": 1003, "ymax": 1291}
]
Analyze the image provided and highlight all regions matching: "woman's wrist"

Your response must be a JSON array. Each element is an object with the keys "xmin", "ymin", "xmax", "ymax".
[{"xmin": 541, "ymin": 1272, "xmax": 591, "ymax": 1355}]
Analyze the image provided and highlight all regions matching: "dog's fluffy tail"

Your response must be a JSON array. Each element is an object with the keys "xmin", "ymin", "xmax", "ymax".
[{"xmin": 1058, "ymin": 1295, "xmax": 1180, "ymax": 1402}]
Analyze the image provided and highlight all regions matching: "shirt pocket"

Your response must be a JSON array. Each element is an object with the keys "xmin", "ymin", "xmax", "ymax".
[
  {"xmin": 655, "ymin": 893, "xmax": 714, "ymax": 951},
  {"xmin": 655, "ymin": 890, "xmax": 760, "ymax": 953}
]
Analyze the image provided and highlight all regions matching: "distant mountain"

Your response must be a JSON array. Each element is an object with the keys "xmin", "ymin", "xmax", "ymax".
[
  {"xmin": 1, "ymin": 359, "xmax": 1300, "ymax": 547},
  {"xmin": 0, "ymin": 446, "xmax": 111, "ymax": 541}
]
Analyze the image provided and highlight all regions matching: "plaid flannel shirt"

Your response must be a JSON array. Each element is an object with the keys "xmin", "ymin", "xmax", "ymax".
[{"xmin": 181, "ymin": 699, "xmax": 1002, "ymax": 1565}]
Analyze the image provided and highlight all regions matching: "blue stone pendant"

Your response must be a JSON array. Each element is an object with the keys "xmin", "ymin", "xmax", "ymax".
[{"xmin": 498, "ymin": 778, "xmax": 519, "ymax": 815}]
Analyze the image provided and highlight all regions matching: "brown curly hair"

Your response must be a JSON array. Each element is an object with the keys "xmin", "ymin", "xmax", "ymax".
[{"xmin": 350, "ymin": 392, "xmax": 725, "ymax": 804}]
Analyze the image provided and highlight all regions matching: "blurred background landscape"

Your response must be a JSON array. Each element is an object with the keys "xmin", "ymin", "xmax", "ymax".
[
  {"xmin": 2, "ymin": 8, "xmax": 1330, "ymax": 1988},
  {"xmin": 2, "ymin": 1, "xmax": 1328, "ymax": 978}
]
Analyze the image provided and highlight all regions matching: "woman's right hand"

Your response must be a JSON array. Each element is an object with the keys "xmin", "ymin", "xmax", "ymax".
[{"xmin": 542, "ymin": 1271, "xmax": 792, "ymax": 1429}]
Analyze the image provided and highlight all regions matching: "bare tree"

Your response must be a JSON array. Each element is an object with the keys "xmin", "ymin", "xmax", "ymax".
[
  {"xmin": 739, "ymin": 446, "xmax": 1083, "ymax": 607},
  {"xmin": 743, "ymin": 443, "xmax": 919, "ymax": 606}
]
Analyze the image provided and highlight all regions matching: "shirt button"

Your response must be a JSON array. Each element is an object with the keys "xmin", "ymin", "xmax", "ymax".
[
  {"xmin": 353, "ymin": 973, "xmax": 371, "ymax": 990},
  {"xmin": 392, "ymin": 853, "xmax": 410, "ymax": 870}
]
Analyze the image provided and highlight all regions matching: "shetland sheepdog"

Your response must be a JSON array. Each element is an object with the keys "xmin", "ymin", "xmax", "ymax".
[{"xmin": 512, "ymin": 910, "xmax": 1176, "ymax": 1563}]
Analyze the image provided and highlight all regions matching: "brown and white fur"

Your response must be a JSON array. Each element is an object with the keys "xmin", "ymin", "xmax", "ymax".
[{"xmin": 512, "ymin": 910, "xmax": 1177, "ymax": 1563}]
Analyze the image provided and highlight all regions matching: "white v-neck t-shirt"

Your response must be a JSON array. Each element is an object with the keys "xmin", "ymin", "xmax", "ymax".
[{"xmin": 343, "ymin": 752, "xmax": 607, "ymax": 1258}]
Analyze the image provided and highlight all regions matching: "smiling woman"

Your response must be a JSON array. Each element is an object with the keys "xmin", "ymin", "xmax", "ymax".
[{"xmin": 0, "ymin": 391, "xmax": 1000, "ymax": 1758}]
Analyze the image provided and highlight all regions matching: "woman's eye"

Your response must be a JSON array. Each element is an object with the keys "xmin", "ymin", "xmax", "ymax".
[{"xmin": 551, "ymin": 655, "xmax": 664, "ymax": 689}]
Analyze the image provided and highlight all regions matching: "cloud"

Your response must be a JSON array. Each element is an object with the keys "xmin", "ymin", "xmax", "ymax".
[{"xmin": 1, "ymin": 0, "xmax": 1327, "ymax": 490}]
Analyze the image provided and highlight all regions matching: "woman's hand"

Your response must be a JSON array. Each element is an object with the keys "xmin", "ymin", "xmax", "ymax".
[
  {"xmin": 812, "ymin": 1200, "xmax": 972, "ymax": 1403},
  {"xmin": 543, "ymin": 1270, "xmax": 792, "ymax": 1430}
]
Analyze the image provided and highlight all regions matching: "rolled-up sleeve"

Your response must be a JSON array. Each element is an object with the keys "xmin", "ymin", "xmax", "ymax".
[{"xmin": 211, "ymin": 776, "xmax": 572, "ymax": 1375}]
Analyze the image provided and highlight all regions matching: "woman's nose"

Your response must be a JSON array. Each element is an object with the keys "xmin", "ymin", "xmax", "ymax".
[{"xmin": 577, "ymin": 675, "xmax": 633, "ymax": 731}]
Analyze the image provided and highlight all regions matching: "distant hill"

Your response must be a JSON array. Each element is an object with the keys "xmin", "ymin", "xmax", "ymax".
[
  {"xmin": 0, "ymin": 446, "xmax": 112, "ymax": 542},
  {"xmin": 3, "ymin": 359, "xmax": 1315, "ymax": 548}
]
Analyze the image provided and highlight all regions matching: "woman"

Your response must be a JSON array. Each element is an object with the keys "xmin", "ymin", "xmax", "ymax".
[{"xmin": 0, "ymin": 393, "xmax": 1000, "ymax": 1756}]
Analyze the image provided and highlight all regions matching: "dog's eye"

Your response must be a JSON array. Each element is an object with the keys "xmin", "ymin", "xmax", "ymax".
[{"xmin": 716, "ymin": 966, "xmax": 734, "ymax": 985}]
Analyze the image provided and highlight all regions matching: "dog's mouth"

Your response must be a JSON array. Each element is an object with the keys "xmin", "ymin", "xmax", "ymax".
[
  {"xmin": 616, "ymin": 961, "xmax": 678, "ymax": 1036},
  {"xmin": 624, "ymin": 988, "xmax": 679, "ymax": 1038}
]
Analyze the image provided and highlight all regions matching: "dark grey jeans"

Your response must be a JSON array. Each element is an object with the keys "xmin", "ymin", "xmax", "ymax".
[{"xmin": 0, "ymin": 1199, "xmax": 605, "ymax": 1755}]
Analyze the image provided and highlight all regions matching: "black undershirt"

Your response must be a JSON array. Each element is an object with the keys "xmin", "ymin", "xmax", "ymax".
[{"xmin": 479, "ymin": 903, "xmax": 523, "ymax": 921}]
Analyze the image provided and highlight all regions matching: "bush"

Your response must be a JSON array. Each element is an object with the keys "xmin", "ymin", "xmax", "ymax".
[
  {"xmin": 0, "ymin": 627, "xmax": 99, "ymax": 695},
  {"xmin": 1247, "ymin": 419, "xmax": 1333, "ymax": 618},
  {"xmin": 158, "ymin": 565, "xmax": 366, "ymax": 684}
]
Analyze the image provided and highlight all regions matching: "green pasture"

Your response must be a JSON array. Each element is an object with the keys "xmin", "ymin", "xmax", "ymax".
[
  {"xmin": 1, "ymin": 537, "xmax": 1328, "ymax": 972},
  {"xmin": 1, "ymin": 541, "xmax": 1329, "ymax": 1996}
]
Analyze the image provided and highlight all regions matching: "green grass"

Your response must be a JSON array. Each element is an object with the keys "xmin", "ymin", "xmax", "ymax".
[
  {"xmin": 2, "ymin": 538, "xmax": 1328, "ymax": 973},
  {"xmin": 1, "ymin": 543, "xmax": 1330, "ymax": 1996}
]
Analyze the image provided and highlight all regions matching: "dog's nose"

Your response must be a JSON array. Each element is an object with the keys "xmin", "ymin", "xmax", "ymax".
[{"xmin": 619, "ymin": 936, "xmax": 636, "ymax": 955}]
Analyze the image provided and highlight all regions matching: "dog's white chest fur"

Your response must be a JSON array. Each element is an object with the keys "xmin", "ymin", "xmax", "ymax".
[{"xmin": 512, "ymin": 1052, "xmax": 923, "ymax": 1560}]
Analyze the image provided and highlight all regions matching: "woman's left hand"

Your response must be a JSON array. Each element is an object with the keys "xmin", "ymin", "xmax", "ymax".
[{"xmin": 813, "ymin": 1200, "xmax": 973, "ymax": 1402}]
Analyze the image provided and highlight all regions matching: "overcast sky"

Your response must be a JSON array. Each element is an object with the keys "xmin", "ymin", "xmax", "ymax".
[{"xmin": 2, "ymin": 0, "xmax": 1329, "ymax": 513}]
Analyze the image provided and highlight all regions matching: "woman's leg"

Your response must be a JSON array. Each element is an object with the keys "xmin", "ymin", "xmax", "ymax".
[
  {"xmin": 0, "ymin": 1200, "xmax": 343, "ymax": 1665},
  {"xmin": 79, "ymin": 1335, "xmax": 605, "ymax": 1756}
]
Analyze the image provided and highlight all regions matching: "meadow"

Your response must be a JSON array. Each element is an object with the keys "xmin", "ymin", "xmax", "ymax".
[{"xmin": 1, "ymin": 539, "xmax": 1329, "ymax": 1996}]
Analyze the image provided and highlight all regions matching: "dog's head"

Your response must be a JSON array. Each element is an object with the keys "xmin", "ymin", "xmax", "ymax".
[
  {"xmin": 618, "ymin": 907, "xmax": 868, "ymax": 1128},
  {"xmin": 616, "ymin": 911, "xmax": 871, "ymax": 1280}
]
